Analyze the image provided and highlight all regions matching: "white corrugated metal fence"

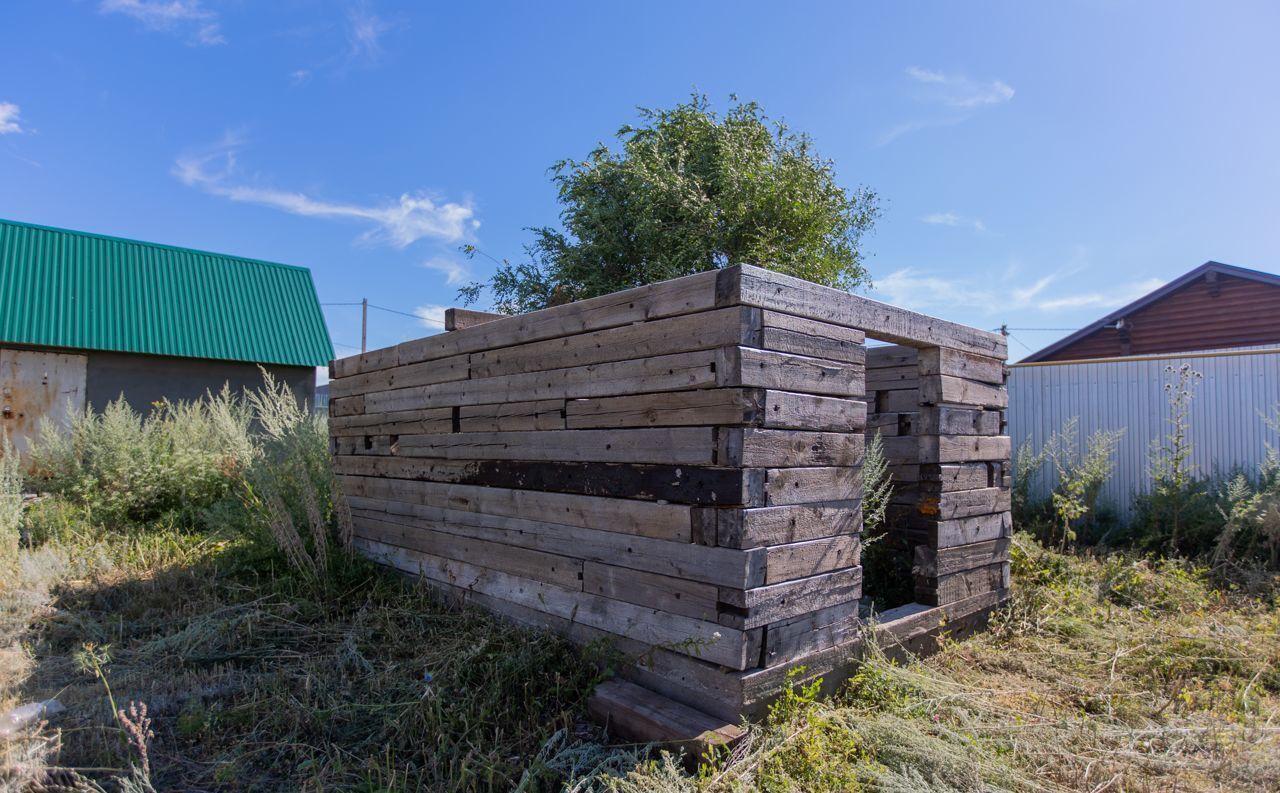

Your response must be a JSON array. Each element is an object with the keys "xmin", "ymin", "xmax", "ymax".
[{"xmin": 1007, "ymin": 347, "xmax": 1280, "ymax": 516}]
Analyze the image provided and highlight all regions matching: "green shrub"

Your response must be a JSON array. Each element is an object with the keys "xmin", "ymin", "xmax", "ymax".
[{"xmin": 26, "ymin": 387, "xmax": 254, "ymax": 530}]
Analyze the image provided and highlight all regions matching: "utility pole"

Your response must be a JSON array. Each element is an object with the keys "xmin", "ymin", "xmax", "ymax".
[{"xmin": 361, "ymin": 298, "xmax": 368, "ymax": 353}]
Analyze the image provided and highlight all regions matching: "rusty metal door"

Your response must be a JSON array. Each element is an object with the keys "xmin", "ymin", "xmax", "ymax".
[{"xmin": 0, "ymin": 348, "xmax": 87, "ymax": 460}]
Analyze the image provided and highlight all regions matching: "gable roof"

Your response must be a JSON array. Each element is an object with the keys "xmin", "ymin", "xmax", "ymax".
[
  {"xmin": 1021, "ymin": 261, "xmax": 1280, "ymax": 362},
  {"xmin": 0, "ymin": 218, "xmax": 333, "ymax": 367}
]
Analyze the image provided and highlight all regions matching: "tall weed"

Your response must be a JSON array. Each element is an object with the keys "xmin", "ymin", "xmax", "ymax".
[{"xmin": 0, "ymin": 431, "xmax": 21, "ymax": 563}]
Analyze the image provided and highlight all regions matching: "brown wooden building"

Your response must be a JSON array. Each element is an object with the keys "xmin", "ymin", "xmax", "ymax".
[{"xmin": 1021, "ymin": 261, "xmax": 1280, "ymax": 362}]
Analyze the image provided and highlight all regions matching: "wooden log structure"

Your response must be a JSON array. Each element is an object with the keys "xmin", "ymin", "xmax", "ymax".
[{"xmin": 329, "ymin": 263, "xmax": 1011, "ymax": 727}]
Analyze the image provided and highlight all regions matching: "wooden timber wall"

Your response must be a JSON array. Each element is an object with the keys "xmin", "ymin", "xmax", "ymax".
[{"xmin": 328, "ymin": 264, "xmax": 1011, "ymax": 719}]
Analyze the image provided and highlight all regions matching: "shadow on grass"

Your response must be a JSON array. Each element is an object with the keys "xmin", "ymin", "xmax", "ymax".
[{"xmin": 8, "ymin": 531, "xmax": 609, "ymax": 792}]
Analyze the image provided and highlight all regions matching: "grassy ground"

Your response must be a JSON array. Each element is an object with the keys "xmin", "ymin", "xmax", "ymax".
[{"xmin": 3, "ymin": 523, "xmax": 1277, "ymax": 792}]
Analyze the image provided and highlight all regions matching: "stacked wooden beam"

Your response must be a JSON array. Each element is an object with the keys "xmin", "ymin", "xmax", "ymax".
[{"xmin": 328, "ymin": 264, "xmax": 1011, "ymax": 720}]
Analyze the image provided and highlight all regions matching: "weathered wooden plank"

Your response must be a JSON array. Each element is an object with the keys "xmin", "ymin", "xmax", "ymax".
[
  {"xmin": 329, "ymin": 407, "xmax": 454, "ymax": 437},
  {"xmin": 348, "ymin": 496, "xmax": 765, "ymax": 587},
  {"xmin": 720, "ymin": 429, "xmax": 865, "ymax": 468},
  {"xmin": 385, "ymin": 268, "xmax": 726, "ymax": 373},
  {"xmin": 565, "ymin": 389, "xmax": 760, "ymax": 429},
  {"xmin": 760, "ymin": 311, "xmax": 866, "ymax": 363},
  {"xmin": 918, "ymin": 435, "xmax": 1011, "ymax": 464},
  {"xmin": 458, "ymin": 400, "xmax": 565, "ymax": 432},
  {"xmin": 877, "ymin": 435, "xmax": 917, "ymax": 462},
  {"xmin": 765, "ymin": 534, "xmax": 860, "ymax": 584},
  {"xmin": 913, "ymin": 538, "xmax": 1010, "ymax": 578},
  {"xmin": 920, "ymin": 375, "xmax": 1008, "ymax": 409},
  {"xmin": 760, "ymin": 391, "xmax": 867, "ymax": 432},
  {"xmin": 332, "ymin": 346, "xmax": 397, "ymax": 380},
  {"xmin": 916, "ymin": 487, "xmax": 1012, "ymax": 520},
  {"xmin": 762, "ymin": 601, "xmax": 861, "ymax": 668},
  {"xmin": 870, "ymin": 389, "xmax": 919, "ymax": 414},
  {"xmin": 333, "ymin": 435, "xmax": 399, "ymax": 456},
  {"xmin": 339, "ymin": 473, "xmax": 694, "ymax": 541},
  {"xmin": 920, "ymin": 462, "xmax": 1000, "ymax": 492},
  {"xmin": 355, "ymin": 537, "xmax": 759, "ymax": 669},
  {"xmin": 719, "ymin": 347, "xmax": 864, "ymax": 397},
  {"xmin": 470, "ymin": 306, "xmax": 758, "ymax": 378},
  {"xmin": 330, "ymin": 393, "xmax": 365, "ymax": 417},
  {"xmin": 364, "ymin": 349, "xmax": 719, "ymax": 413},
  {"xmin": 329, "ymin": 354, "xmax": 470, "ymax": 399},
  {"xmin": 718, "ymin": 567, "xmax": 862, "ymax": 629},
  {"xmin": 445, "ymin": 307, "xmax": 504, "ymax": 331},
  {"xmin": 929, "ymin": 510, "xmax": 1013, "ymax": 548},
  {"xmin": 864, "ymin": 364, "xmax": 918, "ymax": 390},
  {"xmin": 866, "ymin": 345, "xmax": 918, "ymax": 368},
  {"xmin": 333, "ymin": 455, "xmax": 757, "ymax": 505},
  {"xmin": 396, "ymin": 427, "xmax": 717, "ymax": 465},
  {"xmin": 730, "ymin": 265, "xmax": 1007, "ymax": 358},
  {"xmin": 916, "ymin": 406, "xmax": 1002, "ymax": 436},
  {"xmin": 763, "ymin": 466, "xmax": 861, "ymax": 506},
  {"xmin": 866, "ymin": 411, "xmax": 913, "ymax": 437},
  {"xmin": 588, "ymin": 679, "xmax": 745, "ymax": 757},
  {"xmin": 918, "ymin": 347, "xmax": 1005, "ymax": 385},
  {"xmin": 353, "ymin": 513, "xmax": 583, "ymax": 589},
  {"xmin": 583, "ymin": 562, "xmax": 719, "ymax": 621},
  {"xmin": 919, "ymin": 562, "xmax": 1010, "ymax": 606},
  {"xmin": 711, "ymin": 501, "xmax": 861, "ymax": 549}
]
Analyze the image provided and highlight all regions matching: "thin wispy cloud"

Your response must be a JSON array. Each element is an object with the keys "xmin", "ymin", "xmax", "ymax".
[
  {"xmin": 347, "ymin": 2, "xmax": 391, "ymax": 63},
  {"xmin": 0, "ymin": 103, "xmax": 23, "ymax": 135},
  {"xmin": 923, "ymin": 211, "xmax": 986, "ymax": 233},
  {"xmin": 174, "ymin": 132, "xmax": 478, "ymax": 248},
  {"xmin": 879, "ymin": 67, "xmax": 1014, "ymax": 145},
  {"xmin": 905, "ymin": 67, "xmax": 1015, "ymax": 108},
  {"xmin": 420, "ymin": 257, "xmax": 471, "ymax": 286},
  {"xmin": 290, "ymin": 69, "xmax": 311, "ymax": 86},
  {"xmin": 871, "ymin": 267, "xmax": 1163, "ymax": 317},
  {"xmin": 99, "ymin": 0, "xmax": 224, "ymax": 46},
  {"xmin": 413, "ymin": 304, "xmax": 449, "ymax": 329}
]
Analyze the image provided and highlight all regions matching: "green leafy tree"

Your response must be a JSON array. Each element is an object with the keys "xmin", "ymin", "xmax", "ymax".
[{"xmin": 461, "ymin": 94, "xmax": 879, "ymax": 314}]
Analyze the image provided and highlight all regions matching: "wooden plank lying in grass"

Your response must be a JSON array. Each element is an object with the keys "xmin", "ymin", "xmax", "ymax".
[
  {"xmin": 718, "ymin": 567, "xmax": 862, "ymax": 629},
  {"xmin": 339, "ymin": 473, "xmax": 695, "ymax": 541},
  {"xmin": 348, "ymin": 498, "xmax": 765, "ymax": 588},
  {"xmin": 730, "ymin": 265, "xmax": 1007, "ymax": 358},
  {"xmin": 333, "ymin": 455, "xmax": 757, "ymax": 505},
  {"xmin": 587, "ymin": 679, "xmax": 745, "ymax": 759},
  {"xmin": 458, "ymin": 400, "xmax": 564, "ymax": 432},
  {"xmin": 354, "ymin": 537, "xmax": 760, "ymax": 669},
  {"xmin": 710, "ymin": 501, "xmax": 861, "ymax": 549},
  {"xmin": 765, "ymin": 535, "xmax": 860, "ymax": 585},
  {"xmin": 469, "ymin": 306, "xmax": 758, "ymax": 378}
]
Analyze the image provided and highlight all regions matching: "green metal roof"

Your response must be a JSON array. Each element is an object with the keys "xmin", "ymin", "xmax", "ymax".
[{"xmin": 0, "ymin": 218, "xmax": 333, "ymax": 367}]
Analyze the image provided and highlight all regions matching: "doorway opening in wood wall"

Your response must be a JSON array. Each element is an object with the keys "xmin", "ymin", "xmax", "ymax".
[{"xmin": 861, "ymin": 340, "xmax": 920, "ymax": 612}]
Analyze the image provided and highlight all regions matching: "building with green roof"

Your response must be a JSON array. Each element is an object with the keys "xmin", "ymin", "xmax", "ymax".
[{"xmin": 0, "ymin": 218, "xmax": 333, "ymax": 454}]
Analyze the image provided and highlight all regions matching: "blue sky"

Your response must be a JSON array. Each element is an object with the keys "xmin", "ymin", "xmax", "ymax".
[{"xmin": 3, "ymin": 1, "xmax": 1278, "ymax": 371}]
